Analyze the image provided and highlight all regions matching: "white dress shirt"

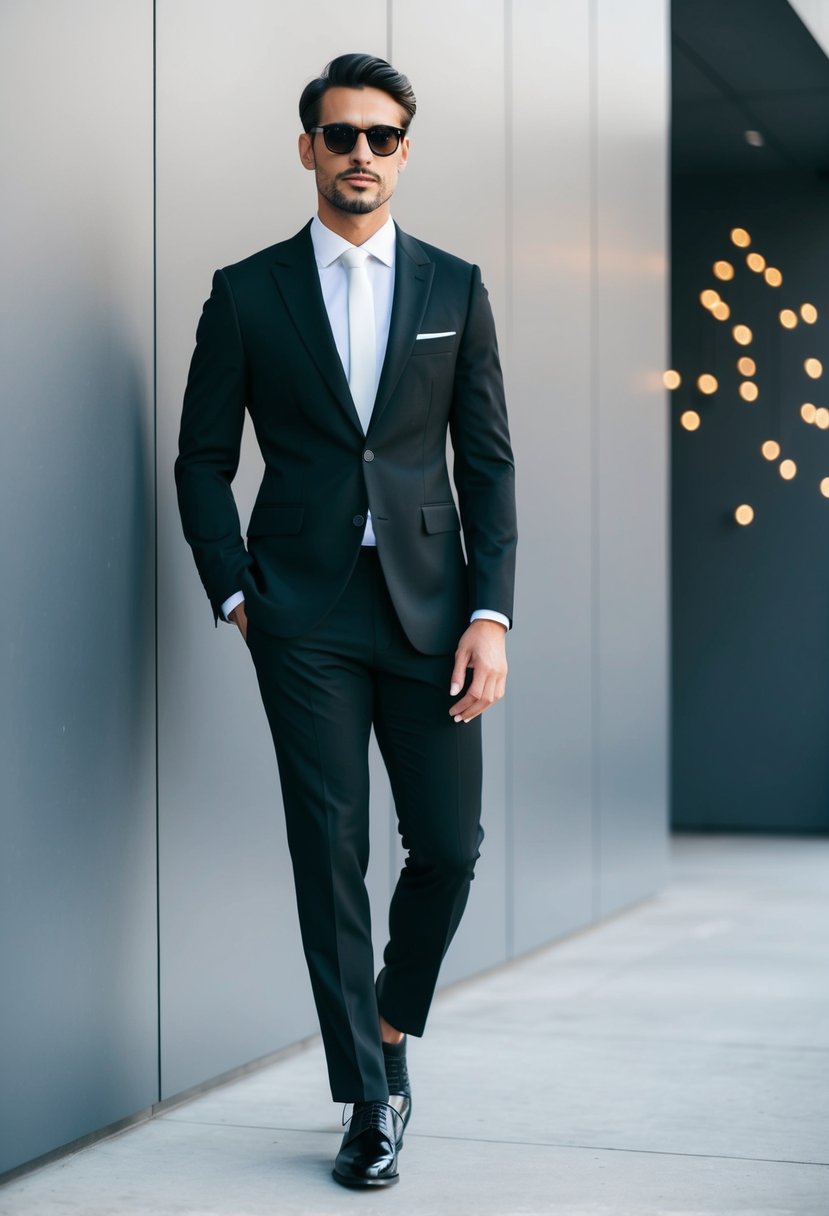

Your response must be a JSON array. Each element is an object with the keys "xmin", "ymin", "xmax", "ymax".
[{"xmin": 221, "ymin": 214, "xmax": 508, "ymax": 630}]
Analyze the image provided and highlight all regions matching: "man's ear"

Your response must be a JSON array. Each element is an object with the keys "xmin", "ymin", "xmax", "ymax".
[
  {"xmin": 398, "ymin": 135, "xmax": 411, "ymax": 172},
  {"xmin": 298, "ymin": 132, "xmax": 316, "ymax": 171}
]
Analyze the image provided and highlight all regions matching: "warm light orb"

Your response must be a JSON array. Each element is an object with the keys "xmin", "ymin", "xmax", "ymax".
[
  {"xmin": 697, "ymin": 374, "xmax": 718, "ymax": 394},
  {"xmin": 801, "ymin": 403, "xmax": 817, "ymax": 424},
  {"xmin": 680, "ymin": 410, "xmax": 701, "ymax": 431},
  {"xmin": 738, "ymin": 356, "xmax": 756, "ymax": 376},
  {"xmin": 805, "ymin": 358, "xmax": 824, "ymax": 379},
  {"xmin": 714, "ymin": 260, "xmax": 735, "ymax": 280},
  {"xmin": 801, "ymin": 303, "xmax": 818, "ymax": 324},
  {"xmin": 764, "ymin": 267, "xmax": 783, "ymax": 287},
  {"xmin": 761, "ymin": 440, "xmax": 781, "ymax": 460},
  {"xmin": 700, "ymin": 289, "xmax": 721, "ymax": 309},
  {"xmin": 780, "ymin": 309, "xmax": 798, "ymax": 329},
  {"xmin": 821, "ymin": 478, "xmax": 829, "ymax": 498},
  {"xmin": 816, "ymin": 408, "xmax": 829, "ymax": 430},
  {"xmin": 712, "ymin": 301, "xmax": 731, "ymax": 320},
  {"xmin": 780, "ymin": 459, "xmax": 797, "ymax": 480},
  {"xmin": 739, "ymin": 381, "xmax": 759, "ymax": 402},
  {"xmin": 733, "ymin": 324, "xmax": 753, "ymax": 346},
  {"xmin": 663, "ymin": 369, "xmax": 681, "ymax": 390},
  {"xmin": 747, "ymin": 252, "xmax": 766, "ymax": 272},
  {"xmin": 731, "ymin": 228, "xmax": 751, "ymax": 248},
  {"xmin": 735, "ymin": 504, "xmax": 755, "ymax": 526}
]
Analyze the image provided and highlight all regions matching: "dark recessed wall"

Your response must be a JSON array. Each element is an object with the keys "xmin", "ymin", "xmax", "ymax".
[{"xmin": 672, "ymin": 171, "xmax": 829, "ymax": 833}]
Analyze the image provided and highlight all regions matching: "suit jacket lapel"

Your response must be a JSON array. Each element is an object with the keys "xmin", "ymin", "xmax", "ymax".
[
  {"xmin": 268, "ymin": 224, "xmax": 363, "ymax": 432},
  {"xmin": 370, "ymin": 226, "xmax": 435, "ymax": 431},
  {"xmin": 268, "ymin": 222, "xmax": 435, "ymax": 436}
]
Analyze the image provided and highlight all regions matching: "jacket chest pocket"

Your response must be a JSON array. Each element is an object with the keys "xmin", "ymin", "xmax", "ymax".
[{"xmin": 411, "ymin": 333, "xmax": 457, "ymax": 356}]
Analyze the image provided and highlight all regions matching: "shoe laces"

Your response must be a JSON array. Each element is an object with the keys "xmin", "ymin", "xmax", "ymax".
[
  {"xmin": 342, "ymin": 1099, "xmax": 404, "ymax": 1140},
  {"xmin": 383, "ymin": 1051, "xmax": 410, "ymax": 1096}
]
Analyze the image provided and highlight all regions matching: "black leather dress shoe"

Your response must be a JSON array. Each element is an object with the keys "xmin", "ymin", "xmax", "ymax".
[
  {"xmin": 382, "ymin": 1036, "xmax": 411, "ymax": 1148},
  {"xmin": 332, "ymin": 1101, "xmax": 401, "ymax": 1188}
]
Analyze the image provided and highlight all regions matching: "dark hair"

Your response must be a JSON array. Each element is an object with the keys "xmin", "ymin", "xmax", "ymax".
[{"xmin": 299, "ymin": 53, "xmax": 416, "ymax": 132}]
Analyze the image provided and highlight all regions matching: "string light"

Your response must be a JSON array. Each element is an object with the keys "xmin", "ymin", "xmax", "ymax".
[
  {"xmin": 713, "ymin": 261, "xmax": 735, "ymax": 280},
  {"xmin": 663, "ymin": 369, "xmax": 681, "ymax": 389},
  {"xmin": 686, "ymin": 242, "xmax": 822, "ymax": 520}
]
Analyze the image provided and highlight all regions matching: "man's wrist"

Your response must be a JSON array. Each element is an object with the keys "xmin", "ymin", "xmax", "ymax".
[
  {"xmin": 470, "ymin": 609, "xmax": 510, "ymax": 630},
  {"xmin": 221, "ymin": 590, "xmax": 245, "ymax": 622}
]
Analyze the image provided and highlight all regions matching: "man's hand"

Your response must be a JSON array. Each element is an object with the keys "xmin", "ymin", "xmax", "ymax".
[
  {"xmin": 449, "ymin": 619, "xmax": 508, "ymax": 723},
  {"xmin": 229, "ymin": 600, "xmax": 248, "ymax": 642}
]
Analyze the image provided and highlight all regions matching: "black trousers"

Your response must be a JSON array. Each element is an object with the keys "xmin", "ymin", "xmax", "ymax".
[{"xmin": 246, "ymin": 549, "xmax": 483, "ymax": 1102}]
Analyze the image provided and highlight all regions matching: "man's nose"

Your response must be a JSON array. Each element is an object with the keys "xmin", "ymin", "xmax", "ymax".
[{"xmin": 350, "ymin": 132, "xmax": 373, "ymax": 162}]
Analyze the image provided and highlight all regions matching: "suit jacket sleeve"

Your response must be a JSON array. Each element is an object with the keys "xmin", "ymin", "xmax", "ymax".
[
  {"xmin": 449, "ymin": 265, "xmax": 517, "ymax": 625},
  {"xmin": 175, "ymin": 268, "xmax": 252, "ymax": 620}
]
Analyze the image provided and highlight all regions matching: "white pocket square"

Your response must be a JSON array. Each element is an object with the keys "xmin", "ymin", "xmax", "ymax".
[{"xmin": 416, "ymin": 331, "xmax": 456, "ymax": 340}]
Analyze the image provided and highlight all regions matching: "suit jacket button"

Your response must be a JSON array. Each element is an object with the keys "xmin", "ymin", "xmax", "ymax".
[
  {"xmin": 363, "ymin": 449, "xmax": 375, "ymax": 462},
  {"xmin": 352, "ymin": 514, "xmax": 365, "ymax": 527}
]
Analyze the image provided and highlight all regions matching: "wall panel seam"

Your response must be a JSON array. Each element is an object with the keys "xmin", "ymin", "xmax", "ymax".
[
  {"xmin": 503, "ymin": 0, "xmax": 515, "ymax": 960},
  {"xmin": 589, "ymin": 0, "xmax": 601, "ymax": 921},
  {"xmin": 152, "ymin": 0, "xmax": 162, "ymax": 1106}
]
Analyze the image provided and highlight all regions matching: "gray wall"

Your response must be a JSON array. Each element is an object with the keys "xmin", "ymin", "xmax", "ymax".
[
  {"xmin": 0, "ymin": 0, "xmax": 158, "ymax": 1175},
  {"xmin": 0, "ymin": 0, "xmax": 669, "ymax": 1178}
]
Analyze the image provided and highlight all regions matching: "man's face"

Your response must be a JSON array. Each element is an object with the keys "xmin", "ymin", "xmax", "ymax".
[{"xmin": 298, "ymin": 86, "xmax": 410, "ymax": 216}]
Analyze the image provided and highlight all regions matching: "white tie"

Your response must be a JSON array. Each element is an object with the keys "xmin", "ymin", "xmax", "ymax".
[{"xmin": 340, "ymin": 247, "xmax": 377, "ymax": 433}]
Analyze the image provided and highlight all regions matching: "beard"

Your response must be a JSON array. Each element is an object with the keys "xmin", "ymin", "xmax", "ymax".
[{"xmin": 319, "ymin": 171, "xmax": 391, "ymax": 215}]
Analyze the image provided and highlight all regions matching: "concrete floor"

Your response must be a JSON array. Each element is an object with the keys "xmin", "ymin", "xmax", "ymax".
[{"xmin": 1, "ymin": 834, "xmax": 828, "ymax": 1215}]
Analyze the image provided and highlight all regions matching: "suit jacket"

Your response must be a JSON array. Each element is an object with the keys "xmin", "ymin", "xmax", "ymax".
[{"xmin": 175, "ymin": 221, "xmax": 516, "ymax": 656}]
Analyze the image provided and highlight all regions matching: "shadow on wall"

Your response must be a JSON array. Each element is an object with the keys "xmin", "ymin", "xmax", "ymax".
[
  {"xmin": 6, "ymin": 297, "xmax": 155, "ymax": 814},
  {"xmin": 1, "ymin": 286, "xmax": 158, "ymax": 1170}
]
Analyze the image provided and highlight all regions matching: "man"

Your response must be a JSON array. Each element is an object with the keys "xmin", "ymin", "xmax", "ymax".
[{"xmin": 176, "ymin": 53, "xmax": 516, "ymax": 1189}]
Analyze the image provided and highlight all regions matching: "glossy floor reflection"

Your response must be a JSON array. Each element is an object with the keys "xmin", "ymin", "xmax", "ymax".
[{"xmin": 2, "ymin": 834, "xmax": 828, "ymax": 1215}]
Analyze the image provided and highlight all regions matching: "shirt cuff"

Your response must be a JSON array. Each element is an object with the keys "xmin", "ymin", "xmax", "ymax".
[
  {"xmin": 470, "ymin": 609, "xmax": 510, "ymax": 629},
  {"xmin": 221, "ymin": 590, "xmax": 245, "ymax": 621}
]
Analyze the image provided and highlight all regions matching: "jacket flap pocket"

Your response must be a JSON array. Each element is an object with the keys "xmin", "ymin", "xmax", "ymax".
[
  {"xmin": 247, "ymin": 504, "xmax": 304, "ymax": 537},
  {"xmin": 421, "ymin": 502, "xmax": 461, "ymax": 534}
]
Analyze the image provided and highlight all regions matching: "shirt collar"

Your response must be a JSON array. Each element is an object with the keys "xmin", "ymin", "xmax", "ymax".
[{"xmin": 310, "ymin": 214, "xmax": 396, "ymax": 269}]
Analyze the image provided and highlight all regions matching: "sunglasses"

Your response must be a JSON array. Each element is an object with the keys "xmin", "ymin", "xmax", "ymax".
[{"xmin": 310, "ymin": 124, "xmax": 406, "ymax": 157}]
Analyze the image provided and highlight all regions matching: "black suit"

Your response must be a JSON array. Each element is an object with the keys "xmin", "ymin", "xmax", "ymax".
[{"xmin": 176, "ymin": 222, "xmax": 516, "ymax": 1101}]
